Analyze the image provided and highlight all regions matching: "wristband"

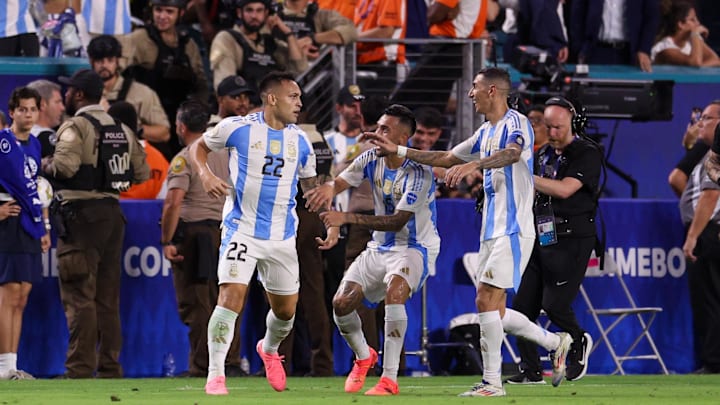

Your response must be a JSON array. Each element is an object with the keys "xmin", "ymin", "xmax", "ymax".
[
  {"xmin": 161, "ymin": 241, "xmax": 173, "ymax": 246},
  {"xmin": 397, "ymin": 145, "xmax": 408, "ymax": 158},
  {"xmin": 44, "ymin": 219, "xmax": 51, "ymax": 231}
]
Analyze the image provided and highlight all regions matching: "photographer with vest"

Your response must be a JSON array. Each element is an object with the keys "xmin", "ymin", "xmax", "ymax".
[
  {"xmin": 278, "ymin": 0, "xmax": 357, "ymax": 60},
  {"xmin": 41, "ymin": 69, "xmax": 150, "ymax": 378},
  {"xmin": 125, "ymin": 0, "xmax": 209, "ymax": 161},
  {"xmin": 87, "ymin": 35, "xmax": 171, "ymax": 146},
  {"xmin": 209, "ymin": 0, "xmax": 307, "ymax": 94}
]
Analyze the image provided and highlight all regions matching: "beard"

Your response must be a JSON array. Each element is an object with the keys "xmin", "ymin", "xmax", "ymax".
[{"xmin": 242, "ymin": 20, "xmax": 263, "ymax": 33}]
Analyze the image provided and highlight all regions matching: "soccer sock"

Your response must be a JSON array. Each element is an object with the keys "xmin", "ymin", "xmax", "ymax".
[
  {"xmin": 334, "ymin": 310, "xmax": 370, "ymax": 360},
  {"xmin": 382, "ymin": 304, "xmax": 407, "ymax": 382},
  {"xmin": 478, "ymin": 310, "xmax": 503, "ymax": 387},
  {"xmin": 8, "ymin": 353, "xmax": 16, "ymax": 371},
  {"xmin": 502, "ymin": 308, "xmax": 560, "ymax": 351},
  {"xmin": 0, "ymin": 353, "xmax": 11, "ymax": 377},
  {"xmin": 262, "ymin": 310, "xmax": 294, "ymax": 354},
  {"xmin": 207, "ymin": 306, "xmax": 238, "ymax": 380}
]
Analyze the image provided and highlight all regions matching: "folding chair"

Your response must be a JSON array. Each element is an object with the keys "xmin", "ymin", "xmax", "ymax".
[{"xmin": 580, "ymin": 253, "xmax": 669, "ymax": 375}]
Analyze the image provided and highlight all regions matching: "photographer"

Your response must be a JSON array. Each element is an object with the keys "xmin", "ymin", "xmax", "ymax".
[
  {"xmin": 209, "ymin": 0, "xmax": 307, "ymax": 92},
  {"xmin": 506, "ymin": 97, "xmax": 602, "ymax": 384}
]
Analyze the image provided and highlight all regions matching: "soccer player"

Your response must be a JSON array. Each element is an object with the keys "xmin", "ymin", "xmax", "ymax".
[
  {"xmin": 191, "ymin": 71, "xmax": 339, "ymax": 395},
  {"xmin": 306, "ymin": 104, "xmax": 440, "ymax": 396},
  {"xmin": 365, "ymin": 67, "xmax": 573, "ymax": 397}
]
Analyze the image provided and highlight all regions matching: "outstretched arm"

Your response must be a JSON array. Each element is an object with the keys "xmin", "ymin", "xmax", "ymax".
[
  {"xmin": 444, "ymin": 143, "xmax": 522, "ymax": 187},
  {"xmin": 364, "ymin": 132, "xmax": 465, "ymax": 168},
  {"xmin": 319, "ymin": 210, "xmax": 413, "ymax": 232}
]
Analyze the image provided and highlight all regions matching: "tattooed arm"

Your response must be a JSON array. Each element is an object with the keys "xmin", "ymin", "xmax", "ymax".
[
  {"xmin": 705, "ymin": 150, "xmax": 720, "ymax": 185},
  {"xmin": 364, "ymin": 132, "xmax": 465, "ymax": 168},
  {"xmin": 445, "ymin": 143, "xmax": 522, "ymax": 187},
  {"xmin": 319, "ymin": 210, "xmax": 413, "ymax": 232}
]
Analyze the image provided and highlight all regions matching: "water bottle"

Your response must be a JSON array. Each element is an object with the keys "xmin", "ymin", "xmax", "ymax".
[
  {"xmin": 240, "ymin": 356, "xmax": 250, "ymax": 375},
  {"xmin": 162, "ymin": 352, "xmax": 176, "ymax": 377}
]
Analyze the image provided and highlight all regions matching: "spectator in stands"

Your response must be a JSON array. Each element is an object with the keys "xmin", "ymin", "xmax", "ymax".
[
  {"xmin": 124, "ymin": 0, "xmax": 209, "ymax": 161},
  {"xmin": 27, "ymin": 79, "xmax": 66, "ymax": 158},
  {"xmin": 651, "ymin": 0, "xmax": 720, "ymax": 67},
  {"xmin": 108, "ymin": 101, "xmax": 169, "ymax": 200},
  {"xmin": 669, "ymin": 107, "xmax": 708, "ymax": 197},
  {"xmin": 411, "ymin": 106, "xmax": 446, "ymax": 151},
  {"xmin": 88, "ymin": 35, "xmax": 171, "ymax": 145},
  {"xmin": 354, "ymin": 0, "xmax": 408, "ymax": 98},
  {"xmin": 0, "ymin": 1, "xmax": 39, "ymax": 56},
  {"xmin": 392, "ymin": 0, "xmax": 493, "ymax": 112},
  {"xmin": 209, "ymin": 0, "xmax": 307, "ymax": 92},
  {"xmin": 680, "ymin": 101, "xmax": 720, "ymax": 374},
  {"xmin": 507, "ymin": 0, "xmax": 569, "ymax": 64},
  {"xmin": 279, "ymin": 0, "xmax": 357, "ymax": 60},
  {"xmin": 160, "ymin": 100, "xmax": 228, "ymax": 377},
  {"xmin": 527, "ymin": 104, "xmax": 549, "ymax": 151},
  {"xmin": 208, "ymin": 75, "xmax": 258, "ymax": 128},
  {"xmin": 316, "ymin": 0, "xmax": 356, "ymax": 21},
  {"xmin": 0, "ymin": 86, "xmax": 49, "ymax": 381},
  {"xmin": 570, "ymin": 0, "xmax": 660, "ymax": 72}
]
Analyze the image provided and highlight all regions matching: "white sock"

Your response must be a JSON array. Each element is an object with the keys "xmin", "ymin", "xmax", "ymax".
[
  {"xmin": 262, "ymin": 310, "xmax": 294, "ymax": 354},
  {"xmin": 207, "ymin": 306, "xmax": 238, "ymax": 380},
  {"xmin": 334, "ymin": 310, "xmax": 370, "ymax": 360},
  {"xmin": 502, "ymin": 308, "xmax": 560, "ymax": 351},
  {"xmin": 9, "ymin": 353, "xmax": 17, "ymax": 371},
  {"xmin": 382, "ymin": 304, "xmax": 407, "ymax": 382},
  {"xmin": 0, "ymin": 353, "xmax": 11, "ymax": 376},
  {"xmin": 478, "ymin": 310, "xmax": 503, "ymax": 387}
]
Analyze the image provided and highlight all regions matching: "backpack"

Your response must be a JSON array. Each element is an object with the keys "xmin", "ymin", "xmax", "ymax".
[{"xmin": 442, "ymin": 313, "xmax": 483, "ymax": 375}]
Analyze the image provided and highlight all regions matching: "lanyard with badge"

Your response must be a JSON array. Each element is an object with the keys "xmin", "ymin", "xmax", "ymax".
[{"xmin": 535, "ymin": 149, "xmax": 562, "ymax": 246}]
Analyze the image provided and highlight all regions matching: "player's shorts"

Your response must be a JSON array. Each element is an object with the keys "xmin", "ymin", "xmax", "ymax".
[
  {"xmin": 473, "ymin": 234, "xmax": 534, "ymax": 289},
  {"xmin": 343, "ymin": 245, "xmax": 438, "ymax": 303},
  {"xmin": 217, "ymin": 228, "xmax": 299, "ymax": 295}
]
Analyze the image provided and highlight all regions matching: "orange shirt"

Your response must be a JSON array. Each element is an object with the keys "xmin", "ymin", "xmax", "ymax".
[
  {"xmin": 316, "ymin": 0, "xmax": 357, "ymax": 21},
  {"xmin": 120, "ymin": 141, "xmax": 169, "ymax": 199},
  {"xmin": 355, "ymin": 0, "xmax": 406, "ymax": 64},
  {"xmin": 429, "ymin": 0, "xmax": 487, "ymax": 39}
]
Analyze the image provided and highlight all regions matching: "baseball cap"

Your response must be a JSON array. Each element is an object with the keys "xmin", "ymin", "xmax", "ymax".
[
  {"xmin": 217, "ymin": 75, "xmax": 256, "ymax": 97},
  {"xmin": 58, "ymin": 69, "xmax": 104, "ymax": 100},
  {"xmin": 337, "ymin": 84, "xmax": 365, "ymax": 106}
]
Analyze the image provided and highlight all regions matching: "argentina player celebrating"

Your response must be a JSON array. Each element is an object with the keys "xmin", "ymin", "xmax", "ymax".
[
  {"xmin": 366, "ymin": 68, "xmax": 573, "ymax": 397},
  {"xmin": 305, "ymin": 105, "xmax": 440, "ymax": 396},
  {"xmin": 190, "ymin": 72, "xmax": 339, "ymax": 395}
]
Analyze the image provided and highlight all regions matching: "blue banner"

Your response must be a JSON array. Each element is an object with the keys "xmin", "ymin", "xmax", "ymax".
[{"xmin": 18, "ymin": 198, "xmax": 692, "ymax": 377}]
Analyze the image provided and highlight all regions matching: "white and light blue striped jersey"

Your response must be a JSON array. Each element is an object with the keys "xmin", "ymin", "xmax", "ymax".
[
  {"xmin": 339, "ymin": 149, "xmax": 440, "ymax": 253},
  {"xmin": 204, "ymin": 112, "xmax": 317, "ymax": 241},
  {"xmin": 324, "ymin": 129, "xmax": 361, "ymax": 212},
  {"xmin": 0, "ymin": 0, "xmax": 36, "ymax": 37},
  {"xmin": 451, "ymin": 108, "xmax": 535, "ymax": 241},
  {"xmin": 81, "ymin": 0, "xmax": 131, "ymax": 35}
]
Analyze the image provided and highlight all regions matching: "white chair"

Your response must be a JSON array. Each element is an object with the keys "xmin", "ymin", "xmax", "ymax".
[{"xmin": 580, "ymin": 252, "xmax": 669, "ymax": 375}]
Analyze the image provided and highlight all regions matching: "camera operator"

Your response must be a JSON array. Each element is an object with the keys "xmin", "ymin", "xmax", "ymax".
[
  {"xmin": 209, "ymin": 0, "xmax": 307, "ymax": 92},
  {"xmin": 277, "ymin": 0, "xmax": 356, "ymax": 60},
  {"xmin": 506, "ymin": 97, "xmax": 602, "ymax": 384}
]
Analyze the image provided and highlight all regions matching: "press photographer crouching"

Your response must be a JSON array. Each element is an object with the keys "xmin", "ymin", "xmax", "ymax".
[{"xmin": 506, "ymin": 97, "xmax": 603, "ymax": 385}]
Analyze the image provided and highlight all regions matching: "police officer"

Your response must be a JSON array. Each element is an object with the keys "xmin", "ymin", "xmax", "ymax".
[
  {"xmin": 87, "ymin": 35, "xmax": 171, "ymax": 145},
  {"xmin": 42, "ymin": 69, "xmax": 150, "ymax": 378},
  {"xmin": 160, "ymin": 100, "xmax": 239, "ymax": 377},
  {"xmin": 209, "ymin": 0, "xmax": 307, "ymax": 92},
  {"xmin": 279, "ymin": 0, "xmax": 357, "ymax": 60},
  {"xmin": 208, "ymin": 75, "xmax": 258, "ymax": 128},
  {"xmin": 125, "ymin": 0, "xmax": 209, "ymax": 161},
  {"xmin": 506, "ymin": 97, "xmax": 602, "ymax": 385}
]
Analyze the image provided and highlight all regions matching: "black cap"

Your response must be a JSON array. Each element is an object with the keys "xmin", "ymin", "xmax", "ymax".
[
  {"xmin": 217, "ymin": 75, "xmax": 256, "ymax": 97},
  {"xmin": 58, "ymin": 69, "xmax": 104, "ymax": 100},
  {"xmin": 337, "ymin": 84, "xmax": 365, "ymax": 106},
  {"xmin": 149, "ymin": 0, "xmax": 187, "ymax": 8}
]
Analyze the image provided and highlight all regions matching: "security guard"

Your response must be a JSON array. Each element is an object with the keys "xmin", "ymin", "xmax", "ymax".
[
  {"xmin": 279, "ymin": 0, "xmax": 357, "ymax": 60},
  {"xmin": 160, "ymin": 100, "xmax": 241, "ymax": 376},
  {"xmin": 125, "ymin": 0, "xmax": 209, "ymax": 161},
  {"xmin": 506, "ymin": 97, "xmax": 602, "ymax": 385},
  {"xmin": 42, "ymin": 69, "xmax": 150, "ymax": 378},
  {"xmin": 209, "ymin": 0, "xmax": 307, "ymax": 91},
  {"xmin": 87, "ymin": 35, "xmax": 171, "ymax": 145}
]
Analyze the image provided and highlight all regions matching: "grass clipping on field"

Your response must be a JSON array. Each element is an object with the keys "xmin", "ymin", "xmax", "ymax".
[{"xmin": 2, "ymin": 375, "xmax": 720, "ymax": 404}]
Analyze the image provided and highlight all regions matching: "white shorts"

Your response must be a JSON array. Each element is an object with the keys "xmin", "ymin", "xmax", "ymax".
[
  {"xmin": 473, "ymin": 234, "xmax": 534, "ymax": 289},
  {"xmin": 343, "ymin": 246, "xmax": 438, "ymax": 303},
  {"xmin": 217, "ymin": 228, "xmax": 299, "ymax": 295}
]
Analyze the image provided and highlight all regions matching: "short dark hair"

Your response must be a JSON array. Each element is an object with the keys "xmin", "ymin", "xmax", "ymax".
[
  {"xmin": 107, "ymin": 101, "xmax": 139, "ymax": 135},
  {"xmin": 8, "ymin": 86, "xmax": 41, "ymax": 112},
  {"xmin": 177, "ymin": 100, "xmax": 210, "ymax": 133},
  {"xmin": 259, "ymin": 71, "xmax": 297, "ymax": 98},
  {"xmin": 527, "ymin": 104, "xmax": 545, "ymax": 115},
  {"xmin": 476, "ymin": 67, "xmax": 511, "ymax": 90},
  {"xmin": 383, "ymin": 104, "xmax": 416, "ymax": 136},
  {"xmin": 0, "ymin": 110, "xmax": 7, "ymax": 127},
  {"xmin": 361, "ymin": 95, "xmax": 387, "ymax": 129},
  {"xmin": 413, "ymin": 106, "xmax": 444, "ymax": 129}
]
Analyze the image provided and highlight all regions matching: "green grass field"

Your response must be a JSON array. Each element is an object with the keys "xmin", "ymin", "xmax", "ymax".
[{"xmin": 2, "ymin": 375, "xmax": 720, "ymax": 404}]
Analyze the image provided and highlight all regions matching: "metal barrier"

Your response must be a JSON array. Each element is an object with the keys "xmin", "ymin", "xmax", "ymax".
[{"xmin": 295, "ymin": 45, "xmax": 341, "ymax": 132}]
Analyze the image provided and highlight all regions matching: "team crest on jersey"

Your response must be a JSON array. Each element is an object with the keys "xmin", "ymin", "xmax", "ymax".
[
  {"xmin": 383, "ymin": 179, "xmax": 392, "ymax": 195},
  {"xmin": 287, "ymin": 142, "xmax": 297, "ymax": 158},
  {"xmin": 170, "ymin": 156, "xmax": 186, "ymax": 174},
  {"xmin": 270, "ymin": 140, "xmax": 281, "ymax": 155}
]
